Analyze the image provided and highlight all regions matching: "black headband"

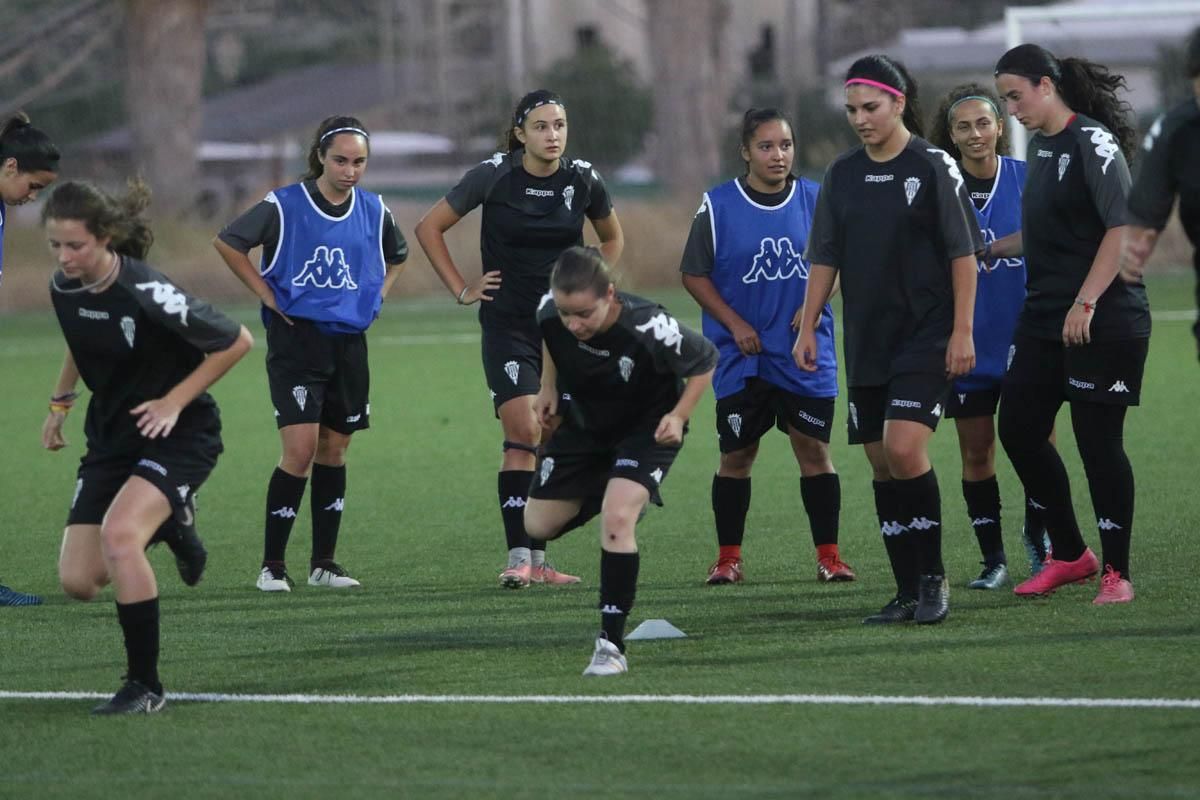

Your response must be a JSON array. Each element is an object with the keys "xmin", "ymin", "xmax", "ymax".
[{"xmin": 514, "ymin": 98, "xmax": 564, "ymax": 127}]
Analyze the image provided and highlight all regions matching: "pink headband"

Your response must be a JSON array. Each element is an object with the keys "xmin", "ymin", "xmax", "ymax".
[{"xmin": 844, "ymin": 78, "xmax": 904, "ymax": 98}]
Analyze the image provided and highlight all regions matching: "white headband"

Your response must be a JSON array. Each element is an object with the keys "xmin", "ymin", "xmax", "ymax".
[{"xmin": 320, "ymin": 126, "xmax": 369, "ymax": 143}]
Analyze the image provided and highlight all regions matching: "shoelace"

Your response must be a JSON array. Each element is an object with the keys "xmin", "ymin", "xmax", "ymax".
[{"xmin": 1099, "ymin": 565, "xmax": 1122, "ymax": 589}]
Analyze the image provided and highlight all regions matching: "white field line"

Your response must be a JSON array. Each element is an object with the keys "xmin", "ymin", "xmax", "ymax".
[{"xmin": 3, "ymin": 691, "xmax": 1199, "ymax": 709}]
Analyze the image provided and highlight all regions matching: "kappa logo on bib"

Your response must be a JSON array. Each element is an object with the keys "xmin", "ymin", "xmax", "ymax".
[
  {"xmin": 742, "ymin": 237, "xmax": 807, "ymax": 284},
  {"xmin": 293, "ymin": 245, "xmax": 357, "ymax": 290}
]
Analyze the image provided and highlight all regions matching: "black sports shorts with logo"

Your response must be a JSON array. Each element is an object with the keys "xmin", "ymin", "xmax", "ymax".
[
  {"xmin": 1003, "ymin": 333, "xmax": 1148, "ymax": 406},
  {"xmin": 715, "ymin": 377, "xmax": 835, "ymax": 452},
  {"xmin": 530, "ymin": 425, "xmax": 681, "ymax": 507},
  {"xmin": 67, "ymin": 415, "xmax": 223, "ymax": 526},
  {"xmin": 847, "ymin": 372, "xmax": 950, "ymax": 445},
  {"xmin": 945, "ymin": 384, "xmax": 1002, "ymax": 420},
  {"xmin": 266, "ymin": 315, "xmax": 370, "ymax": 433},
  {"xmin": 481, "ymin": 316, "xmax": 543, "ymax": 413}
]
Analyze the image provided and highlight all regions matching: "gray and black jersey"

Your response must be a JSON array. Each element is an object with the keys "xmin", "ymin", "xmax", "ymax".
[
  {"xmin": 1129, "ymin": 97, "xmax": 1200, "ymax": 244},
  {"xmin": 537, "ymin": 292, "xmax": 717, "ymax": 437},
  {"xmin": 50, "ymin": 257, "xmax": 241, "ymax": 452},
  {"xmin": 447, "ymin": 150, "xmax": 613, "ymax": 326},
  {"xmin": 804, "ymin": 135, "xmax": 982, "ymax": 386},
  {"xmin": 1021, "ymin": 113, "xmax": 1149, "ymax": 342}
]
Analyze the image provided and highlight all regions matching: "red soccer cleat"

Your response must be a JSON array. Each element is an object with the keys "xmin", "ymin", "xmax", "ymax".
[
  {"xmin": 817, "ymin": 555, "xmax": 857, "ymax": 582},
  {"xmin": 1013, "ymin": 548, "xmax": 1100, "ymax": 597},
  {"xmin": 706, "ymin": 557, "xmax": 744, "ymax": 585}
]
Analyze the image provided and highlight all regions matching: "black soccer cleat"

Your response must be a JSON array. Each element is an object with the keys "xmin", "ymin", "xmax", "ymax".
[
  {"xmin": 915, "ymin": 574, "xmax": 949, "ymax": 625},
  {"xmin": 862, "ymin": 594, "xmax": 918, "ymax": 625},
  {"xmin": 91, "ymin": 678, "xmax": 165, "ymax": 716}
]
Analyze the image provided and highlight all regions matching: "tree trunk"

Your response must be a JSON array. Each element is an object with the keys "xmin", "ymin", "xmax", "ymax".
[
  {"xmin": 646, "ymin": 0, "xmax": 730, "ymax": 198},
  {"xmin": 124, "ymin": 0, "xmax": 208, "ymax": 216}
]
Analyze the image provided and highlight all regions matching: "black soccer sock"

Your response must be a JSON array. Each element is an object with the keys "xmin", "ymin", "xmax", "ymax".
[
  {"xmin": 116, "ymin": 597, "xmax": 161, "ymax": 694},
  {"xmin": 264, "ymin": 467, "xmax": 308, "ymax": 564},
  {"xmin": 498, "ymin": 470, "xmax": 534, "ymax": 552},
  {"xmin": 894, "ymin": 470, "xmax": 944, "ymax": 576},
  {"xmin": 310, "ymin": 463, "xmax": 347, "ymax": 567},
  {"xmin": 712, "ymin": 475, "xmax": 751, "ymax": 548},
  {"xmin": 1073, "ymin": 402, "xmax": 1134, "ymax": 579},
  {"xmin": 800, "ymin": 473, "xmax": 840, "ymax": 548},
  {"xmin": 1023, "ymin": 496, "xmax": 1048, "ymax": 558},
  {"xmin": 874, "ymin": 480, "xmax": 918, "ymax": 597},
  {"xmin": 963, "ymin": 477, "xmax": 1005, "ymax": 565},
  {"xmin": 599, "ymin": 549, "xmax": 639, "ymax": 654}
]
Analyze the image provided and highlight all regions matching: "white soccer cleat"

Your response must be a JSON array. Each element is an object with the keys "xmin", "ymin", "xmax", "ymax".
[
  {"xmin": 308, "ymin": 562, "xmax": 361, "ymax": 588},
  {"xmin": 582, "ymin": 637, "xmax": 628, "ymax": 677},
  {"xmin": 256, "ymin": 565, "xmax": 292, "ymax": 592}
]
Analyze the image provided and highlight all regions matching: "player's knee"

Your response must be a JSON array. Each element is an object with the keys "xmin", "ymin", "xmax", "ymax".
[
  {"xmin": 719, "ymin": 446, "xmax": 757, "ymax": 476},
  {"xmin": 280, "ymin": 443, "xmax": 317, "ymax": 474},
  {"xmin": 793, "ymin": 437, "xmax": 832, "ymax": 474},
  {"xmin": 315, "ymin": 431, "xmax": 349, "ymax": 466},
  {"xmin": 601, "ymin": 505, "xmax": 639, "ymax": 540},
  {"xmin": 883, "ymin": 439, "xmax": 924, "ymax": 477},
  {"xmin": 59, "ymin": 568, "xmax": 101, "ymax": 602},
  {"xmin": 99, "ymin": 519, "xmax": 144, "ymax": 563},
  {"xmin": 960, "ymin": 441, "xmax": 994, "ymax": 473},
  {"xmin": 523, "ymin": 509, "xmax": 557, "ymax": 541}
]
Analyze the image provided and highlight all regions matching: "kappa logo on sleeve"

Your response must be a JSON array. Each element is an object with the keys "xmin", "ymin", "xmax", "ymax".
[
  {"xmin": 927, "ymin": 147, "xmax": 965, "ymax": 193},
  {"xmin": 634, "ymin": 313, "xmax": 684, "ymax": 355},
  {"xmin": 1081, "ymin": 126, "xmax": 1119, "ymax": 174},
  {"xmin": 135, "ymin": 281, "xmax": 189, "ymax": 326},
  {"xmin": 1142, "ymin": 115, "xmax": 1164, "ymax": 152},
  {"xmin": 293, "ymin": 246, "xmax": 357, "ymax": 290},
  {"xmin": 742, "ymin": 237, "xmax": 807, "ymax": 283}
]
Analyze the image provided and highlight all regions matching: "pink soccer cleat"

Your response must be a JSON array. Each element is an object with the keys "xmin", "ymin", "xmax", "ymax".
[
  {"xmin": 1013, "ymin": 548, "xmax": 1100, "ymax": 597},
  {"xmin": 531, "ymin": 563, "xmax": 581, "ymax": 585},
  {"xmin": 1093, "ymin": 565, "xmax": 1134, "ymax": 605},
  {"xmin": 499, "ymin": 561, "xmax": 531, "ymax": 589}
]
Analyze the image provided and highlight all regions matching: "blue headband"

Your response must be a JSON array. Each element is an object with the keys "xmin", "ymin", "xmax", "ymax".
[{"xmin": 947, "ymin": 95, "xmax": 1002, "ymax": 123}]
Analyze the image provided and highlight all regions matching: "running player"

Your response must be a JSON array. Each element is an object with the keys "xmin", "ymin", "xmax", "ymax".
[
  {"xmin": 929, "ymin": 84, "xmax": 1051, "ymax": 588},
  {"xmin": 214, "ymin": 115, "xmax": 408, "ymax": 592},
  {"xmin": 524, "ymin": 246, "xmax": 717, "ymax": 675},
  {"xmin": 1120, "ymin": 24, "xmax": 1200, "ymax": 353},
  {"xmin": 681, "ymin": 108, "xmax": 854, "ymax": 585},
  {"xmin": 0, "ymin": 112, "xmax": 58, "ymax": 607},
  {"xmin": 794, "ymin": 55, "xmax": 981, "ymax": 625},
  {"xmin": 415, "ymin": 90, "xmax": 624, "ymax": 588},
  {"xmin": 42, "ymin": 180, "xmax": 252, "ymax": 713},
  {"xmin": 993, "ymin": 44, "xmax": 1148, "ymax": 604}
]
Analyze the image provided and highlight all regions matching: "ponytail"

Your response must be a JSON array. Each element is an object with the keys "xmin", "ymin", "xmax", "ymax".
[
  {"xmin": 0, "ymin": 111, "xmax": 60, "ymax": 173},
  {"xmin": 550, "ymin": 245, "xmax": 614, "ymax": 297},
  {"xmin": 844, "ymin": 55, "xmax": 924, "ymax": 138},
  {"xmin": 42, "ymin": 179, "xmax": 155, "ymax": 260}
]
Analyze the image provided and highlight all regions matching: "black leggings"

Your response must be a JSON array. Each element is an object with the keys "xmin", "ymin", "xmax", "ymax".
[{"xmin": 998, "ymin": 384, "xmax": 1133, "ymax": 576}]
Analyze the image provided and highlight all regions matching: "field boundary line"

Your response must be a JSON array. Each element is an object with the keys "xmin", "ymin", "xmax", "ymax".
[{"xmin": 3, "ymin": 691, "xmax": 1199, "ymax": 709}]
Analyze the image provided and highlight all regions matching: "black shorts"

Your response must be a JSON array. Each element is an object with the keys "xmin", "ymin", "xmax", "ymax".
[
  {"xmin": 266, "ymin": 316, "xmax": 370, "ymax": 434},
  {"xmin": 715, "ymin": 378, "xmax": 835, "ymax": 452},
  {"xmin": 67, "ymin": 423, "xmax": 223, "ymax": 527},
  {"xmin": 530, "ymin": 425, "xmax": 681, "ymax": 507},
  {"xmin": 847, "ymin": 373, "xmax": 950, "ymax": 445},
  {"xmin": 481, "ymin": 319, "xmax": 542, "ymax": 413},
  {"xmin": 945, "ymin": 385, "xmax": 1002, "ymax": 420},
  {"xmin": 1003, "ymin": 334, "xmax": 1148, "ymax": 406}
]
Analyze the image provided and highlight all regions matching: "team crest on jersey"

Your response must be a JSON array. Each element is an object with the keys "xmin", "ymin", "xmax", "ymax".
[
  {"xmin": 1081, "ymin": 126, "xmax": 1118, "ymax": 174},
  {"xmin": 849, "ymin": 401, "xmax": 859, "ymax": 430},
  {"xmin": 294, "ymin": 246, "xmax": 357, "ymax": 290},
  {"xmin": 135, "ymin": 281, "xmax": 189, "ymax": 326},
  {"xmin": 634, "ymin": 313, "xmax": 684, "ymax": 355},
  {"xmin": 292, "ymin": 385, "xmax": 308, "ymax": 411},
  {"xmin": 904, "ymin": 177, "xmax": 921, "ymax": 206},
  {"xmin": 504, "ymin": 360, "xmax": 520, "ymax": 385},
  {"xmin": 120, "ymin": 316, "xmax": 136, "ymax": 348},
  {"xmin": 540, "ymin": 457, "xmax": 555, "ymax": 486},
  {"xmin": 562, "ymin": 185, "xmax": 575, "ymax": 211},
  {"xmin": 742, "ymin": 237, "xmax": 807, "ymax": 283},
  {"xmin": 618, "ymin": 355, "xmax": 634, "ymax": 382},
  {"xmin": 1057, "ymin": 153, "xmax": 1071, "ymax": 182},
  {"xmin": 727, "ymin": 413, "xmax": 743, "ymax": 438}
]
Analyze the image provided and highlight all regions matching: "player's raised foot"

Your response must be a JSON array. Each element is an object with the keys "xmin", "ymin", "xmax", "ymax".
[
  {"xmin": 531, "ymin": 562, "xmax": 581, "ymax": 585},
  {"xmin": 1013, "ymin": 548, "xmax": 1100, "ymax": 597},
  {"xmin": 168, "ymin": 495, "xmax": 207, "ymax": 587},
  {"xmin": 91, "ymin": 678, "xmax": 165, "ymax": 716},
  {"xmin": 862, "ymin": 594, "xmax": 917, "ymax": 625},
  {"xmin": 0, "ymin": 583, "xmax": 43, "ymax": 607},
  {"xmin": 705, "ymin": 557, "xmax": 743, "ymax": 585},
  {"xmin": 1093, "ymin": 565, "xmax": 1135, "ymax": 605},
  {"xmin": 817, "ymin": 555, "xmax": 856, "ymax": 582},
  {"xmin": 915, "ymin": 574, "xmax": 949, "ymax": 624},
  {"xmin": 308, "ymin": 561, "xmax": 361, "ymax": 588},
  {"xmin": 256, "ymin": 563, "xmax": 293, "ymax": 592},
  {"xmin": 967, "ymin": 562, "xmax": 1009, "ymax": 590},
  {"xmin": 499, "ymin": 560, "xmax": 531, "ymax": 589},
  {"xmin": 1022, "ymin": 525, "xmax": 1051, "ymax": 577},
  {"xmin": 582, "ymin": 636, "xmax": 628, "ymax": 677}
]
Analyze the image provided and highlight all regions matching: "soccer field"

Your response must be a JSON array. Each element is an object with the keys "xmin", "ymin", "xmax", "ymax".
[{"xmin": 3, "ymin": 276, "xmax": 1199, "ymax": 799}]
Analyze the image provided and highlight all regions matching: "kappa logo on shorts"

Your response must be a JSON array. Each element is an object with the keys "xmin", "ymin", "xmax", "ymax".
[
  {"xmin": 504, "ymin": 360, "xmax": 520, "ymax": 385},
  {"xmin": 1068, "ymin": 378, "xmax": 1095, "ymax": 391},
  {"xmin": 120, "ymin": 316, "xmax": 136, "ymax": 348},
  {"xmin": 346, "ymin": 413, "xmax": 362, "ymax": 423},
  {"xmin": 135, "ymin": 281, "xmax": 189, "ymax": 326},
  {"xmin": 891, "ymin": 399, "xmax": 922, "ymax": 409},
  {"xmin": 1081, "ymin": 126, "xmax": 1119, "ymax": 174},
  {"xmin": 932, "ymin": 403, "xmax": 942, "ymax": 418},
  {"xmin": 294, "ymin": 246, "xmax": 357, "ymax": 290},
  {"xmin": 726, "ymin": 413, "xmax": 743, "ymax": 438},
  {"xmin": 137, "ymin": 458, "xmax": 168, "ymax": 477},
  {"xmin": 1007, "ymin": 344, "xmax": 1016, "ymax": 371},
  {"xmin": 539, "ymin": 457, "xmax": 555, "ymax": 486},
  {"xmin": 1108, "ymin": 381, "xmax": 1130, "ymax": 393},
  {"xmin": 614, "ymin": 458, "xmax": 639, "ymax": 468},
  {"xmin": 848, "ymin": 402, "xmax": 858, "ymax": 430},
  {"xmin": 742, "ymin": 237, "xmax": 807, "ymax": 283},
  {"xmin": 618, "ymin": 355, "xmax": 634, "ymax": 382},
  {"xmin": 634, "ymin": 313, "xmax": 684, "ymax": 355},
  {"xmin": 292, "ymin": 385, "xmax": 309, "ymax": 411},
  {"xmin": 650, "ymin": 468, "xmax": 664, "ymax": 484},
  {"xmin": 562, "ymin": 185, "xmax": 575, "ymax": 211},
  {"xmin": 797, "ymin": 409, "xmax": 826, "ymax": 429},
  {"xmin": 904, "ymin": 177, "xmax": 921, "ymax": 206},
  {"xmin": 72, "ymin": 478, "xmax": 83, "ymax": 509}
]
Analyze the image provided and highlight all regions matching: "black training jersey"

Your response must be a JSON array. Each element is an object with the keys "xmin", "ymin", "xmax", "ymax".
[
  {"xmin": 446, "ymin": 150, "xmax": 613, "ymax": 326},
  {"xmin": 537, "ymin": 292, "xmax": 717, "ymax": 437},
  {"xmin": 1129, "ymin": 98, "xmax": 1200, "ymax": 245},
  {"xmin": 217, "ymin": 179, "xmax": 408, "ymax": 265},
  {"xmin": 805, "ymin": 135, "xmax": 982, "ymax": 386},
  {"xmin": 50, "ymin": 257, "xmax": 241, "ymax": 452},
  {"xmin": 1021, "ymin": 113, "xmax": 1149, "ymax": 341}
]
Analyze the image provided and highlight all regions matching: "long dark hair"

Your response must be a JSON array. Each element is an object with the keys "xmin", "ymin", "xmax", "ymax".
[
  {"xmin": 739, "ymin": 107, "xmax": 795, "ymax": 177},
  {"xmin": 505, "ymin": 89, "xmax": 565, "ymax": 153},
  {"xmin": 994, "ymin": 44, "xmax": 1135, "ymax": 160},
  {"xmin": 302, "ymin": 115, "xmax": 370, "ymax": 181},
  {"xmin": 929, "ymin": 83, "xmax": 1010, "ymax": 160},
  {"xmin": 0, "ymin": 112, "xmax": 60, "ymax": 173},
  {"xmin": 844, "ymin": 55, "xmax": 924, "ymax": 138},
  {"xmin": 550, "ymin": 245, "xmax": 612, "ymax": 296},
  {"xmin": 41, "ymin": 179, "xmax": 154, "ymax": 259}
]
